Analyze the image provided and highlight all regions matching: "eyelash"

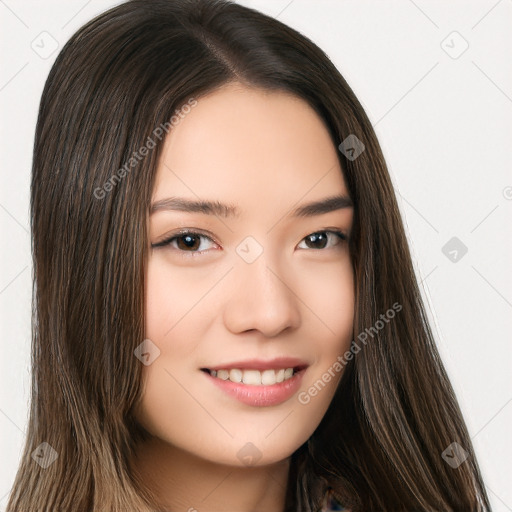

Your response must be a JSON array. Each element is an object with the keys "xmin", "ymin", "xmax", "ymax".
[{"xmin": 151, "ymin": 228, "xmax": 347, "ymax": 257}]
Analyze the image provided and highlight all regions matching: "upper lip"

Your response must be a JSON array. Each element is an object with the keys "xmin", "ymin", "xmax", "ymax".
[{"xmin": 201, "ymin": 357, "xmax": 309, "ymax": 372}]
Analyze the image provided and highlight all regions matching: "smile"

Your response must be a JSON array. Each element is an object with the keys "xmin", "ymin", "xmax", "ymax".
[
  {"xmin": 200, "ymin": 359, "xmax": 308, "ymax": 407},
  {"xmin": 202, "ymin": 367, "xmax": 297, "ymax": 386}
]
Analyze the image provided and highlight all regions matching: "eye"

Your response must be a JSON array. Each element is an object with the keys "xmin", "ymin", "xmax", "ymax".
[
  {"xmin": 151, "ymin": 228, "xmax": 347, "ymax": 256},
  {"xmin": 297, "ymin": 230, "xmax": 347, "ymax": 250},
  {"xmin": 151, "ymin": 229, "xmax": 218, "ymax": 255}
]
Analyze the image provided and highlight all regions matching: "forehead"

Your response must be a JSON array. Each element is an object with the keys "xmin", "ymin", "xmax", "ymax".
[{"xmin": 152, "ymin": 83, "xmax": 349, "ymax": 212}]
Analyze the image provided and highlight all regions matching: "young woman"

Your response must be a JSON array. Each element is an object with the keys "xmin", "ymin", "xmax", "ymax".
[{"xmin": 7, "ymin": 0, "xmax": 491, "ymax": 511}]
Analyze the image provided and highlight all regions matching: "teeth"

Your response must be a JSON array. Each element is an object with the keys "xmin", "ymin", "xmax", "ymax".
[
  {"xmin": 209, "ymin": 367, "xmax": 296, "ymax": 385},
  {"xmin": 242, "ymin": 370, "xmax": 261, "ymax": 385},
  {"xmin": 261, "ymin": 369, "xmax": 276, "ymax": 385},
  {"xmin": 217, "ymin": 369, "xmax": 229, "ymax": 380},
  {"xmin": 229, "ymin": 369, "xmax": 243, "ymax": 383}
]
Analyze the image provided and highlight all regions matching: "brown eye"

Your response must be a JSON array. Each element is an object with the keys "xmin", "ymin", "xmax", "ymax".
[
  {"xmin": 152, "ymin": 230, "xmax": 218, "ymax": 254},
  {"xmin": 175, "ymin": 233, "xmax": 202, "ymax": 251},
  {"xmin": 298, "ymin": 231, "xmax": 346, "ymax": 250}
]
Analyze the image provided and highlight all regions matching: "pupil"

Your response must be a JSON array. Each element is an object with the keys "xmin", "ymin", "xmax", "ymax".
[
  {"xmin": 308, "ymin": 232, "xmax": 327, "ymax": 249},
  {"xmin": 178, "ymin": 234, "xmax": 200, "ymax": 250}
]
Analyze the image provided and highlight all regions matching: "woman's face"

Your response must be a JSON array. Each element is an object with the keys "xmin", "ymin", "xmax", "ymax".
[{"xmin": 137, "ymin": 82, "xmax": 354, "ymax": 467}]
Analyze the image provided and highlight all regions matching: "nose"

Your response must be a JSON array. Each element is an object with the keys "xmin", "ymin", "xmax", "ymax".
[{"xmin": 222, "ymin": 254, "xmax": 301, "ymax": 338}]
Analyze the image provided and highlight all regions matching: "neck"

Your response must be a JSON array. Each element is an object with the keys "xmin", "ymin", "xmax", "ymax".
[{"xmin": 130, "ymin": 435, "xmax": 291, "ymax": 512}]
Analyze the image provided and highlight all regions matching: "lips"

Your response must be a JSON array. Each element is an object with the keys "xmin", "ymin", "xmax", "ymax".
[{"xmin": 200, "ymin": 357, "xmax": 309, "ymax": 407}]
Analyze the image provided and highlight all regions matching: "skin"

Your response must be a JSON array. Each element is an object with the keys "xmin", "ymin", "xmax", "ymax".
[{"xmin": 130, "ymin": 82, "xmax": 355, "ymax": 512}]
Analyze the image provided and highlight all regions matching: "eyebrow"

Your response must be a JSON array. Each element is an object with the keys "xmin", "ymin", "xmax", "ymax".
[{"xmin": 150, "ymin": 194, "xmax": 353, "ymax": 218}]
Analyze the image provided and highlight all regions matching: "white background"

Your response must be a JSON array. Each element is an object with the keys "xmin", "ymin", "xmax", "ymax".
[{"xmin": 1, "ymin": 0, "xmax": 511, "ymax": 510}]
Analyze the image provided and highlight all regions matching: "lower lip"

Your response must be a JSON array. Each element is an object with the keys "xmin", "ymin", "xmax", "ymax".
[{"xmin": 203, "ymin": 369, "xmax": 306, "ymax": 407}]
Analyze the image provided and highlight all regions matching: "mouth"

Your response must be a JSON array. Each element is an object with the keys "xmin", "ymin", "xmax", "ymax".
[
  {"xmin": 199, "ymin": 358, "xmax": 309, "ymax": 407},
  {"xmin": 200, "ymin": 365, "xmax": 307, "ymax": 386}
]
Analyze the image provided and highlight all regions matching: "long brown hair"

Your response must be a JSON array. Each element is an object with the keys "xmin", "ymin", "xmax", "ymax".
[{"xmin": 7, "ymin": 1, "xmax": 491, "ymax": 510}]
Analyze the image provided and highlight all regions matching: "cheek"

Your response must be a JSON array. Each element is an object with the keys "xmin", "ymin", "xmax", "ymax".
[
  {"xmin": 145, "ymin": 257, "xmax": 192, "ymax": 341},
  {"xmin": 296, "ymin": 260, "xmax": 354, "ymax": 410},
  {"xmin": 144, "ymin": 256, "xmax": 222, "ymax": 345},
  {"xmin": 139, "ymin": 256, "xmax": 227, "ymax": 442},
  {"xmin": 299, "ymin": 256, "xmax": 355, "ymax": 348}
]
